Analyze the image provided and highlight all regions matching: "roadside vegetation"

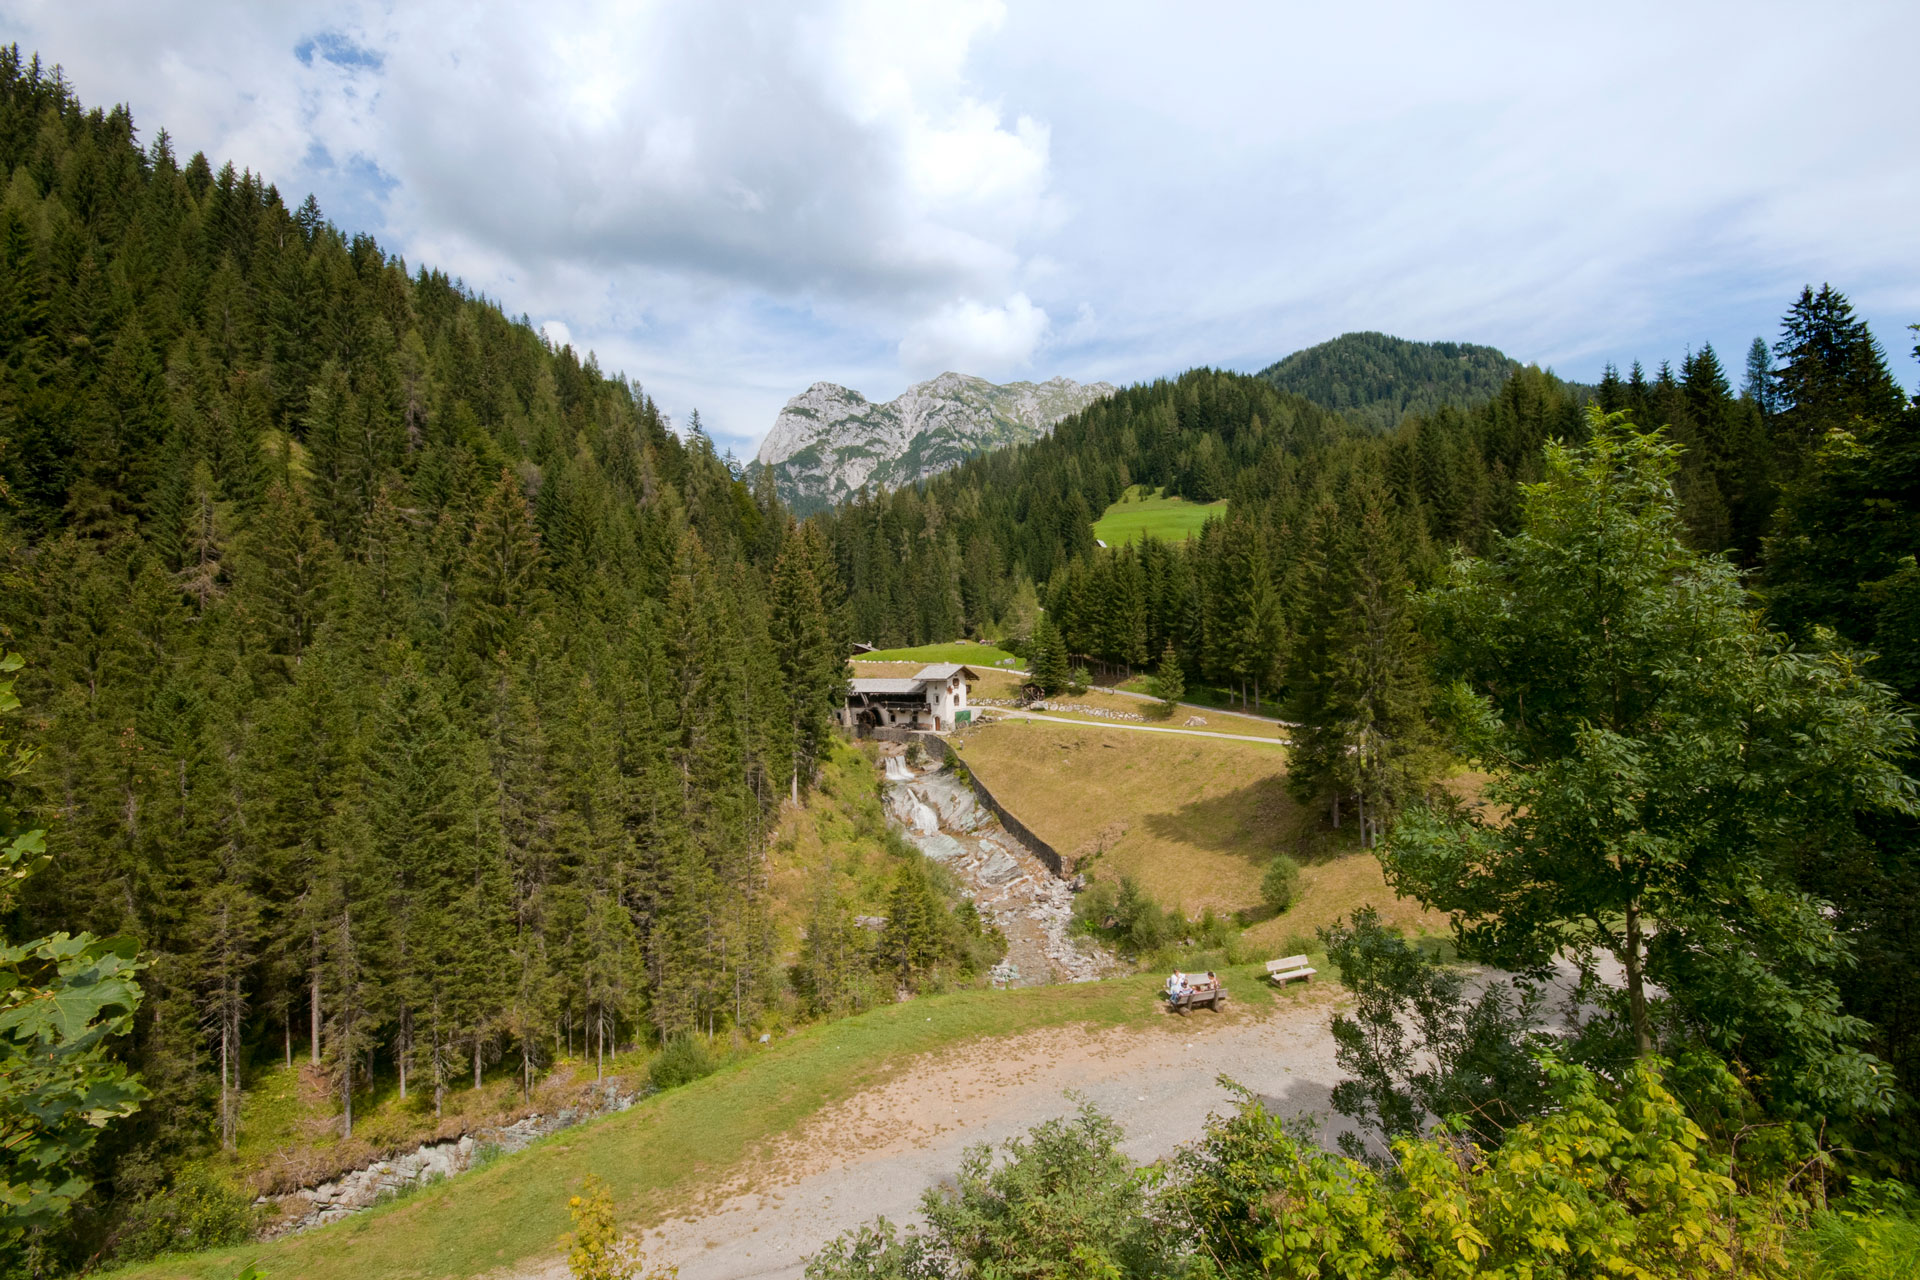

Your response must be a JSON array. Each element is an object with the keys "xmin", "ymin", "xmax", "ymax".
[{"xmin": 102, "ymin": 974, "xmax": 1202, "ymax": 1280}]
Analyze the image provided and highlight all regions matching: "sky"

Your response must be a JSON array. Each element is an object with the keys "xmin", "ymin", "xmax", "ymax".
[{"xmin": 7, "ymin": 0, "xmax": 1917, "ymax": 459}]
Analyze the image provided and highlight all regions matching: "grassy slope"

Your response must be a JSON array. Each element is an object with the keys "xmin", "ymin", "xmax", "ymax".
[
  {"xmin": 859, "ymin": 641, "xmax": 1023, "ymax": 667},
  {"xmin": 1091, "ymin": 486, "xmax": 1226, "ymax": 546},
  {"xmin": 764, "ymin": 738, "xmax": 914, "ymax": 979},
  {"xmin": 952, "ymin": 718, "xmax": 1448, "ymax": 944},
  {"xmin": 113, "ymin": 973, "xmax": 1266, "ymax": 1280}
]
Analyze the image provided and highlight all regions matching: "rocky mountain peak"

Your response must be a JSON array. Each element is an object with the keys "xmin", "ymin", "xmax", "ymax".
[{"xmin": 756, "ymin": 372, "xmax": 1115, "ymax": 514}]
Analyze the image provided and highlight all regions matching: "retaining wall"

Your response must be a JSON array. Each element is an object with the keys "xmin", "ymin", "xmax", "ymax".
[{"xmin": 909, "ymin": 732, "xmax": 1068, "ymax": 878}]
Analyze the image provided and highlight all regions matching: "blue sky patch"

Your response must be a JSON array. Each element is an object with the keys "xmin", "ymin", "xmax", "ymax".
[{"xmin": 295, "ymin": 31, "xmax": 384, "ymax": 72}]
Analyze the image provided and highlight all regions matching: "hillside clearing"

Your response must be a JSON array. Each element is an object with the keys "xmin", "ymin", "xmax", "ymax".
[
  {"xmin": 952, "ymin": 719, "xmax": 1447, "ymax": 940},
  {"xmin": 1091, "ymin": 485, "xmax": 1227, "ymax": 546},
  {"xmin": 857, "ymin": 641, "xmax": 1023, "ymax": 667}
]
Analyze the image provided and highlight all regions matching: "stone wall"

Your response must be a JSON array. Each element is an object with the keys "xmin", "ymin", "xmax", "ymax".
[{"xmin": 912, "ymin": 732, "xmax": 1069, "ymax": 878}]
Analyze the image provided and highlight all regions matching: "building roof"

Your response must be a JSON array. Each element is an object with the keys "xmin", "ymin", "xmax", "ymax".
[
  {"xmin": 847, "ymin": 678, "xmax": 926, "ymax": 695},
  {"xmin": 914, "ymin": 663, "xmax": 981, "ymax": 682}
]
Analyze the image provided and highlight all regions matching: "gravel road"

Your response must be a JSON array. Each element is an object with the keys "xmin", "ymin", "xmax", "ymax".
[{"xmin": 508, "ymin": 991, "xmax": 1348, "ymax": 1280}]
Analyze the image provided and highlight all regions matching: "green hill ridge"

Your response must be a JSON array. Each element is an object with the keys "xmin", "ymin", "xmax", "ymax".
[{"xmin": 1256, "ymin": 331, "xmax": 1523, "ymax": 431}]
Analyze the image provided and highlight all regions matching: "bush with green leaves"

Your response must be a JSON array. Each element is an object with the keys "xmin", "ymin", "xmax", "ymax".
[
  {"xmin": 805, "ymin": 1104, "xmax": 1160, "ymax": 1280},
  {"xmin": 814, "ymin": 1058, "xmax": 1812, "ymax": 1280},
  {"xmin": 108, "ymin": 1165, "xmax": 258, "ymax": 1264},
  {"xmin": 1, "ymin": 652, "xmax": 147, "ymax": 1255},
  {"xmin": 1259, "ymin": 854, "xmax": 1301, "ymax": 914},
  {"xmin": 1318, "ymin": 907, "xmax": 1547, "ymax": 1153},
  {"xmin": 1164, "ymin": 1057, "xmax": 1801, "ymax": 1279},
  {"xmin": 648, "ymin": 1035, "xmax": 716, "ymax": 1091},
  {"xmin": 1071, "ymin": 874, "xmax": 1183, "ymax": 957}
]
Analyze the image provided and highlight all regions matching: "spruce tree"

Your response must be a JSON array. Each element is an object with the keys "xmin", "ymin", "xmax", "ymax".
[
  {"xmin": 1151, "ymin": 642, "xmax": 1184, "ymax": 717},
  {"xmin": 1029, "ymin": 615, "xmax": 1069, "ymax": 696}
]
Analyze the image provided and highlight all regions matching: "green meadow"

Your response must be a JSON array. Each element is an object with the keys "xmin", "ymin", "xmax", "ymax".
[{"xmin": 1091, "ymin": 486, "xmax": 1227, "ymax": 546}]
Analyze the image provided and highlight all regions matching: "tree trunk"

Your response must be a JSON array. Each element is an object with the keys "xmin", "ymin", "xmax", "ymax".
[
  {"xmin": 473, "ymin": 1034, "xmax": 483, "ymax": 1090},
  {"xmin": 1331, "ymin": 793, "xmax": 1341, "ymax": 829},
  {"xmin": 1623, "ymin": 899, "xmax": 1652, "ymax": 1057},
  {"xmin": 310, "ymin": 960, "xmax": 322, "ymax": 1065},
  {"xmin": 220, "ymin": 1008, "xmax": 232, "ymax": 1150}
]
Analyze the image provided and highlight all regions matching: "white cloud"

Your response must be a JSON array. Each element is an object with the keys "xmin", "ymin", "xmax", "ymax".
[
  {"xmin": 3, "ymin": 0, "xmax": 1916, "ymax": 452},
  {"xmin": 900, "ymin": 293, "xmax": 1050, "ymax": 378}
]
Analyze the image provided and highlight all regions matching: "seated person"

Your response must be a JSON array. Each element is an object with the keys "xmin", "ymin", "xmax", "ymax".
[{"xmin": 1166, "ymin": 972, "xmax": 1188, "ymax": 1001}]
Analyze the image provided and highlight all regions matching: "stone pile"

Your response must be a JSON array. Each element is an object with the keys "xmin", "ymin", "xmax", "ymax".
[{"xmin": 1029, "ymin": 701, "xmax": 1146, "ymax": 723}]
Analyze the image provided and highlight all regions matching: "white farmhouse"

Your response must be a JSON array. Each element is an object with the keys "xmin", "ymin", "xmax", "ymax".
[{"xmin": 842, "ymin": 663, "xmax": 979, "ymax": 734}]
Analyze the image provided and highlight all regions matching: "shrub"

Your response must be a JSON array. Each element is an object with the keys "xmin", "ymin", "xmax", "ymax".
[
  {"xmin": 1070, "ymin": 874, "xmax": 1182, "ymax": 958},
  {"xmin": 561, "ymin": 1175, "xmax": 673, "ymax": 1280},
  {"xmin": 648, "ymin": 1035, "xmax": 716, "ymax": 1091},
  {"xmin": 1319, "ymin": 907, "xmax": 1547, "ymax": 1152},
  {"xmin": 1066, "ymin": 665, "xmax": 1091, "ymax": 695},
  {"xmin": 1163, "ymin": 1058, "xmax": 1798, "ymax": 1280},
  {"xmin": 109, "ymin": 1165, "xmax": 258, "ymax": 1263},
  {"xmin": 806, "ymin": 1104, "xmax": 1157, "ymax": 1280},
  {"xmin": 1260, "ymin": 854, "xmax": 1302, "ymax": 914}
]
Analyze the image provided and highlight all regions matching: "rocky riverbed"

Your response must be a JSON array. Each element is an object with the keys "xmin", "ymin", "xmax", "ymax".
[
  {"xmin": 258, "ymin": 1080, "xmax": 641, "ymax": 1237},
  {"xmin": 880, "ymin": 752, "xmax": 1115, "ymax": 985}
]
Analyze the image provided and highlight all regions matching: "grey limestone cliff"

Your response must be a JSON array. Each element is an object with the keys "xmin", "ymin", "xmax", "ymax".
[{"xmin": 755, "ymin": 371, "xmax": 1114, "ymax": 514}]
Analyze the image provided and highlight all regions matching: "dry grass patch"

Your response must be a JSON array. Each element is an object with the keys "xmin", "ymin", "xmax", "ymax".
[
  {"xmin": 955, "ymin": 720, "xmax": 1289, "ymax": 913},
  {"xmin": 954, "ymin": 719, "xmax": 1448, "ymax": 939},
  {"xmin": 1242, "ymin": 854, "xmax": 1451, "ymax": 950}
]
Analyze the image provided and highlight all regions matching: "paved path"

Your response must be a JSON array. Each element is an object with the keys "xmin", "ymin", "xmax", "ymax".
[
  {"xmin": 976, "ymin": 708, "xmax": 1288, "ymax": 745},
  {"xmin": 509, "ymin": 993, "xmax": 1346, "ymax": 1280}
]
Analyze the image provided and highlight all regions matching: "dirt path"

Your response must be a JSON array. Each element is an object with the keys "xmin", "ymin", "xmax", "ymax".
[
  {"xmin": 508, "ymin": 993, "xmax": 1347, "ymax": 1280},
  {"xmin": 977, "ymin": 708, "xmax": 1289, "ymax": 745}
]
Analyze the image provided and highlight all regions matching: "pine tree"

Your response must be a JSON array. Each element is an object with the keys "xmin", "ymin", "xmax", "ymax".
[
  {"xmin": 1772, "ymin": 284, "xmax": 1906, "ymax": 460},
  {"xmin": 1150, "ymin": 642, "xmax": 1184, "ymax": 718},
  {"xmin": 460, "ymin": 468, "xmax": 548, "ymax": 663},
  {"xmin": 768, "ymin": 523, "xmax": 841, "ymax": 801},
  {"xmin": 1029, "ymin": 615, "xmax": 1069, "ymax": 696},
  {"xmin": 1288, "ymin": 487, "xmax": 1435, "ymax": 844}
]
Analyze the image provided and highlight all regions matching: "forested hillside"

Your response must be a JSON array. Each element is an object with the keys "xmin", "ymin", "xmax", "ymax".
[
  {"xmin": 816, "ymin": 285, "xmax": 1920, "ymax": 1175},
  {"xmin": 1256, "ymin": 331, "xmax": 1523, "ymax": 432},
  {"xmin": 0, "ymin": 49, "xmax": 885, "ymax": 1265}
]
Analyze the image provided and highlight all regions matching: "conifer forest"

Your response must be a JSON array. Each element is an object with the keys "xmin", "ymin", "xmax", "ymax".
[{"xmin": 5, "ymin": 37, "xmax": 1920, "ymax": 1279}]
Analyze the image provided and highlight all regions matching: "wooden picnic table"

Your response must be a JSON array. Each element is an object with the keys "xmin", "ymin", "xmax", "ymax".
[{"xmin": 1165, "ymin": 972, "xmax": 1226, "ymax": 1013}]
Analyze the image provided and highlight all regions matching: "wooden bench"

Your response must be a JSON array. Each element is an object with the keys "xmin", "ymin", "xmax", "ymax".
[
  {"xmin": 1265, "ymin": 955, "xmax": 1316, "ymax": 985},
  {"xmin": 1165, "ymin": 973, "xmax": 1226, "ymax": 1014}
]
